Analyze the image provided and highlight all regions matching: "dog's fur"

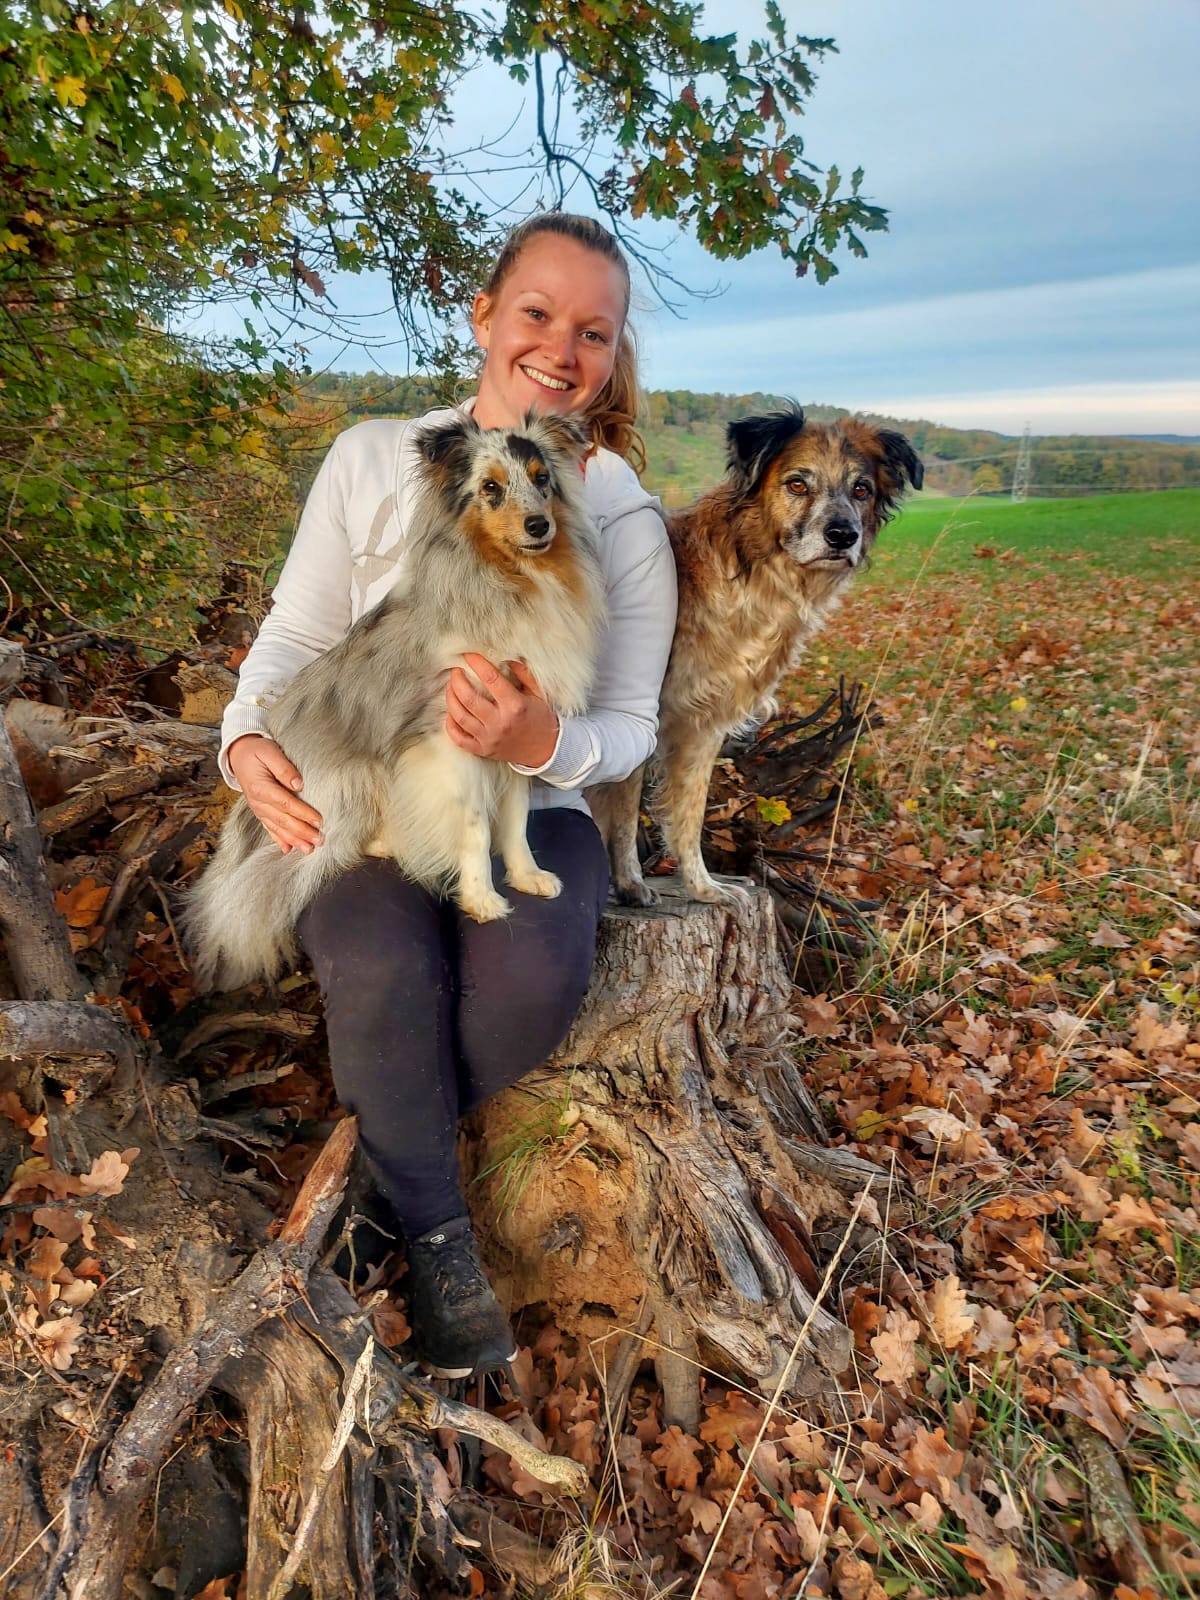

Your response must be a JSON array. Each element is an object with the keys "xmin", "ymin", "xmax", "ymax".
[
  {"xmin": 186, "ymin": 412, "xmax": 606, "ymax": 990},
  {"xmin": 588, "ymin": 408, "xmax": 923, "ymax": 905}
]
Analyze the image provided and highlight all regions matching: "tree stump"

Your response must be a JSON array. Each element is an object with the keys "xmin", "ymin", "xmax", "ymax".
[{"xmin": 463, "ymin": 876, "xmax": 877, "ymax": 1433}]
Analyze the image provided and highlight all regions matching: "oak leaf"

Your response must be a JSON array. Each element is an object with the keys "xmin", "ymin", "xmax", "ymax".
[
  {"xmin": 870, "ymin": 1307, "xmax": 920, "ymax": 1387},
  {"xmin": 35, "ymin": 1314, "xmax": 84, "ymax": 1370},
  {"xmin": 905, "ymin": 1426, "xmax": 965, "ymax": 1490},
  {"xmin": 1089, "ymin": 920, "xmax": 1131, "ymax": 949},
  {"xmin": 971, "ymin": 1305, "xmax": 1017, "ymax": 1354},
  {"xmin": 1097, "ymin": 1192, "xmax": 1161, "ymax": 1241},
  {"xmin": 678, "ymin": 1490, "xmax": 723, "ymax": 1533},
  {"xmin": 1132, "ymin": 1003, "xmax": 1188, "ymax": 1056},
  {"xmin": 1055, "ymin": 1162, "xmax": 1113, "ymax": 1222},
  {"xmin": 651, "ymin": 1425, "xmax": 703, "ymax": 1491},
  {"xmin": 927, "ymin": 1274, "xmax": 974, "ymax": 1349},
  {"xmin": 699, "ymin": 1392, "xmax": 763, "ymax": 1451},
  {"xmin": 77, "ymin": 1147, "xmax": 140, "ymax": 1198}
]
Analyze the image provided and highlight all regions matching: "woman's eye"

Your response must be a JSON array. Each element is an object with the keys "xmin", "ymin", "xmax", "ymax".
[
  {"xmin": 524, "ymin": 307, "xmax": 545, "ymax": 321},
  {"xmin": 583, "ymin": 330, "xmax": 607, "ymax": 344},
  {"xmin": 786, "ymin": 479, "xmax": 808, "ymax": 496}
]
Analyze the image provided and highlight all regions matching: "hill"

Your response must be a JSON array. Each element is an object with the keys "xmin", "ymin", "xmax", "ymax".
[{"xmin": 297, "ymin": 373, "xmax": 1200, "ymax": 508}]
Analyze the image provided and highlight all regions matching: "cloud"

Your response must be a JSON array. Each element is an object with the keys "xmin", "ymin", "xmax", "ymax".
[{"xmin": 640, "ymin": 264, "xmax": 1200, "ymax": 430}]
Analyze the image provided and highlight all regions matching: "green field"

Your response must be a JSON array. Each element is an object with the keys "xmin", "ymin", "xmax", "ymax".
[{"xmin": 873, "ymin": 486, "xmax": 1200, "ymax": 581}]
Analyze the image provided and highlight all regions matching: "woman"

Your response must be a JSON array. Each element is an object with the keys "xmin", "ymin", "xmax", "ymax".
[{"xmin": 218, "ymin": 214, "xmax": 677, "ymax": 1378}]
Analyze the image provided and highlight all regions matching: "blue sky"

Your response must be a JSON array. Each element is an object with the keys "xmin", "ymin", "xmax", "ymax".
[
  {"xmin": 190, "ymin": 0, "xmax": 1200, "ymax": 434},
  {"xmin": 631, "ymin": 0, "xmax": 1200, "ymax": 433}
]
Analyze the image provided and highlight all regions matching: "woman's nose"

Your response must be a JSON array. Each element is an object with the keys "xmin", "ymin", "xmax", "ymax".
[{"xmin": 541, "ymin": 325, "xmax": 575, "ymax": 366}]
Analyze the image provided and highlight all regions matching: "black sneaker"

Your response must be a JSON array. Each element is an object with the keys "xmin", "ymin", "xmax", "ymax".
[{"xmin": 405, "ymin": 1216, "xmax": 517, "ymax": 1380}]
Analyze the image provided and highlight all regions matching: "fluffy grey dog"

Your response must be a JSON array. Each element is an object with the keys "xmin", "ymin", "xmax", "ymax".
[{"xmin": 186, "ymin": 411, "xmax": 605, "ymax": 990}]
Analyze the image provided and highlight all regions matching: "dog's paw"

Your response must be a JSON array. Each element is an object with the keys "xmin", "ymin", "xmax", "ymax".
[
  {"xmin": 509, "ymin": 868, "xmax": 562, "ymax": 899},
  {"xmin": 613, "ymin": 877, "xmax": 659, "ymax": 907},
  {"xmin": 459, "ymin": 888, "xmax": 513, "ymax": 923},
  {"xmin": 685, "ymin": 875, "xmax": 752, "ymax": 907}
]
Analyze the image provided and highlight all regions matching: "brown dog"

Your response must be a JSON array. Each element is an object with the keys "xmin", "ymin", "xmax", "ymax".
[{"xmin": 587, "ymin": 406, "xmax": 923, "ymax": 905}]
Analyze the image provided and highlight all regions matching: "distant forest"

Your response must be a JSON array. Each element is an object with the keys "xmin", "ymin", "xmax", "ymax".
[{"xmin": 296, "ymin": 373, "xmax": 1200, "ymax": 507}]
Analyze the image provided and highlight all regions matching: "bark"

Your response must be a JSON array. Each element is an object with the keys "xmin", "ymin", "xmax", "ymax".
[
  {"xmin": 0, "ymin": 718, "xmax": 84, "ymax": 1000},
  {"xmin": 464, "ymin": 875, "xmax": 875, "ymax": 1428}
]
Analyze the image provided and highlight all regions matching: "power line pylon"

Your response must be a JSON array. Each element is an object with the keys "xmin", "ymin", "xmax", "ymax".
[{"xmin": 1011, "ymin": 422, "xmax": 1033, "ymax": 503}]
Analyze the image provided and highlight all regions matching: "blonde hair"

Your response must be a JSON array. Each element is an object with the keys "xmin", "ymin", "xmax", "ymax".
[{"xmin": 479, "ymin": 213, "xmax": 646, "ymax": 471}]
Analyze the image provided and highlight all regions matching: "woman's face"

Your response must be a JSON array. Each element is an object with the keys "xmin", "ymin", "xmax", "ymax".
[{"xmin": 471, "ymin": 234, "xmax": 626, "ymax": 430}]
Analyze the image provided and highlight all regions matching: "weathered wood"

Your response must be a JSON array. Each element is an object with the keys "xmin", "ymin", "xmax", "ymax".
[
  {"xmin": 0, "ymin": 718, "xmax": 84, "ymax": 1000},
  {"xmin": 0, "ymin": 999, "xmax": 135, "ymax": 1070},
  {"xmin": 464, "ymin": 875, "xmax": 860, "ymax": 1422},
  {"xmin": 47, "ymin": 1118, "xmax": 360, "ymax": 1600}
]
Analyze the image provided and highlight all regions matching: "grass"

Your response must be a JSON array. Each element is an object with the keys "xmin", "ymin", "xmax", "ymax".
[
  {"xmin": 770, "ymin": 487, "xmax": 1200, "ymax": 1595},
  {"xmin": 872, "ymin": 486, "xmax": 1200, "ymax": 581}
]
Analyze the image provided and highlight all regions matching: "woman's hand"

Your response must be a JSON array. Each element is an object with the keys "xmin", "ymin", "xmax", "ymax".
[
  {"xmin": 446, "ymin": 654, "xmax": 560, "ymax": 768},
  {"xmin": 227, "ymin": 735, "xmax": 324, "ymax": 854}
]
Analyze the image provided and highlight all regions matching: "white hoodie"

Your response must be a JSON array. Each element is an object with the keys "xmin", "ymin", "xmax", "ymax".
[{"xmin": 218, "ymin": 410, "xmax": 677, "ymax": 815}]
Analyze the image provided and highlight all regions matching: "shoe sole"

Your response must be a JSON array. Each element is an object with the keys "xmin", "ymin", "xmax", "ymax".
[{"xmin": 419, "ymin": 1345, "xmax": 518, "ymax": 1382}]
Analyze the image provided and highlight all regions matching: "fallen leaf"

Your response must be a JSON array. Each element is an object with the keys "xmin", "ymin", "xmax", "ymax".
[
  {"xmin": 34, "ymin": 1314, "xmax": 84, "ymax": 1371},
  {"xmin": 1089, "ymin": 920, "xmax": 1131, "ymax": 949},
  {"xmin": 76, "ymin": 1147, "xmax": 140, "ymax": 1198},
  {"xmin": 870, "ymin": 1308, "xmax": 921, "ymax": 1387},
  {"xmin": 651, "ymin": 1425, "xmax": 704, "ymax": 1491},
  {"xmin": 927, "ymin": 1274, "xmax": 974, "ymax": 1349},
  {"xmin": 1055, "ymin": 1162, "xmax": 1113, "ymax": 1222}
]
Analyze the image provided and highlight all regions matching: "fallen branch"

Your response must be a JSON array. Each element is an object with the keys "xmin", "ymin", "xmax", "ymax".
[{"xmin": 0, "ymin": 998, "xmax": 133, "ymax": 1063}]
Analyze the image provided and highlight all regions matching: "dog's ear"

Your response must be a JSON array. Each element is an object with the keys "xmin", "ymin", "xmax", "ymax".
[
  {"xmin": 877, "ymin": 430, "xmax": 924, "ymax": 493},
  {"xmin": 416, "ymin": 416, "xmax": 478, "ymax": 499},
  {"xmin": 726, "ymin": 406, "xmax": 806, "ymax": 497},
  {"xmin": 529, "ymin": 410, "xmax": 590, "ymax": 464},
  {"xmin": 417, "ymin": 415, "xmax": 478, "ymax": 468}
]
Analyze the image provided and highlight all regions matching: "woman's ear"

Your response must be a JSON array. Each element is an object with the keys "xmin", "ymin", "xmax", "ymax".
[{"xmin": 471, "ymin": 291, "xmax": 492, "ymax": 351}]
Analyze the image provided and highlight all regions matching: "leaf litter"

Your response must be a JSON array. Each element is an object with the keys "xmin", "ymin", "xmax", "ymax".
[{"xmin": 1, "ymin": 525, "xmax": 1198, "ymax": 1596}]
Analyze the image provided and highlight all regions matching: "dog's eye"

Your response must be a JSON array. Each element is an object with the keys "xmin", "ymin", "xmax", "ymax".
[
  {"xmin": 852, "ymin": 482, "xmax": 873, "ymax": 500},
  {"xmin": 533, "ymin": 471, "xmax": 550, "ymax": 491},
  {"xmin": 785, "ymin": 478, "xmax": 808, "ymax": 496},
  {"xmin": 481, "ymin": 479, "xmax": 502, "ymax": 499}
]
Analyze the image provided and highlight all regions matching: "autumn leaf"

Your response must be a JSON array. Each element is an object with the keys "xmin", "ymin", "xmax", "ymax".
[
  {"xmin": 755, "ymin": 795, "xmax": 791, "ymax": 825},
  {"xmin": 76, "ymin": 1147, "xmax": 140, "ymax": 1198},
  {"xmin": 54, "ymin": 876, "xmax": 109, "ymax": 929},
  {"xmin": 870, "ymin": 1307, "xmax": 920, "ymax": 1387},
  {"xmin": 926, "ymin": 1274, "xmax": 974, "ymax": 1350},
  {"xmin": 1089, "ymin": 920, "xmax": 1131, "ymax": 949},
  {"xmin": 698, "ymin": 1392, "xmax": 763, "ymax": 1451},
  {"xmin": 651, "ymin": 1425, "xmax": 703, "ymax": 1491},
  {"xmin": 678, "ymin": 1490, "xmax": 722, "ymax": 1532},
  {"xmin": 1054, "ymin": 1161, "xmax": 1113, "ymax": 1222},
  {"xmin": 34, "ymin": 1314, "xmax": 84, "ymax": 1370}
]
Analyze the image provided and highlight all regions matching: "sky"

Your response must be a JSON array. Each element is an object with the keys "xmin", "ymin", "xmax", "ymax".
[{"xmin": 191, "ymin": 0, "xmax": 1200, "ymax": 436}]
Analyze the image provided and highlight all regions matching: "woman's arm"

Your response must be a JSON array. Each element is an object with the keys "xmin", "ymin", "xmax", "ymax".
[{"xmin": 217, "ymin": 431, "xmax": 360, "ymax": 788}]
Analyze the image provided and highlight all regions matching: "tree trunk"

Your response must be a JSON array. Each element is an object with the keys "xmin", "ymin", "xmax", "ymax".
[{"xmin": 463, "ymin": 876, "xmax": 879, "ymax": 1432}]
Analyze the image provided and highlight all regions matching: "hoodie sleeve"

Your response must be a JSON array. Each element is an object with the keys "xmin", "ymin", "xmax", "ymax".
[
  {"xmin": 511, "ymin": 460, "xmax": 677, "ymax": 789},
  {"xmin": 217, "ymin": 429, "xmax": 360, "ymax": 786}
]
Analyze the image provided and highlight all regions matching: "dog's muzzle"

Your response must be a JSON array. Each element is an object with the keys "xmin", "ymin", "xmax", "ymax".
[
  {"xmin": 823, "ymin": 520, "xmax": 860, "ymax": 555},
  {"xmin": 521, "ymin": 513, "xmax": 553, "ymax": 551}
]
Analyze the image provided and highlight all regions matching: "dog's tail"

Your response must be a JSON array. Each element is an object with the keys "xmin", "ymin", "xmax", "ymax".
[{"xmin": 183, "ymin": 799, "xmax": 361, "ymax": 991}]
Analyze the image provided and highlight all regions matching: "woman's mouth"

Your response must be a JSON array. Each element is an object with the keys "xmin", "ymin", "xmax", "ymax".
[{"xmin": 521, "ymin": 365, "xmax": 574, "ymax": 393}]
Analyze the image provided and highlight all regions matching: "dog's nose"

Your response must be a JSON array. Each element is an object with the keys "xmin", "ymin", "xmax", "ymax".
[
  {"xmin": 825, "ymin": 521, "xmax": 859, "ymax": 551},
  {"xmin": 524, "ymin": 515, "xmax": 550, "ymax": 538}
]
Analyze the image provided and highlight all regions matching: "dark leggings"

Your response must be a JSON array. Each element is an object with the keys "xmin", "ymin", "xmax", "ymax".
[{"xmin": 298, "ymin": 807, "xmax": 609, "ymax": 1236}]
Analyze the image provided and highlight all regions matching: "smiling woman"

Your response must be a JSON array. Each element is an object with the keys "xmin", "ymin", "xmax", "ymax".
[{"xmin": 213, "ymin": 211, "xmax": 677, "ymax": 1383}]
